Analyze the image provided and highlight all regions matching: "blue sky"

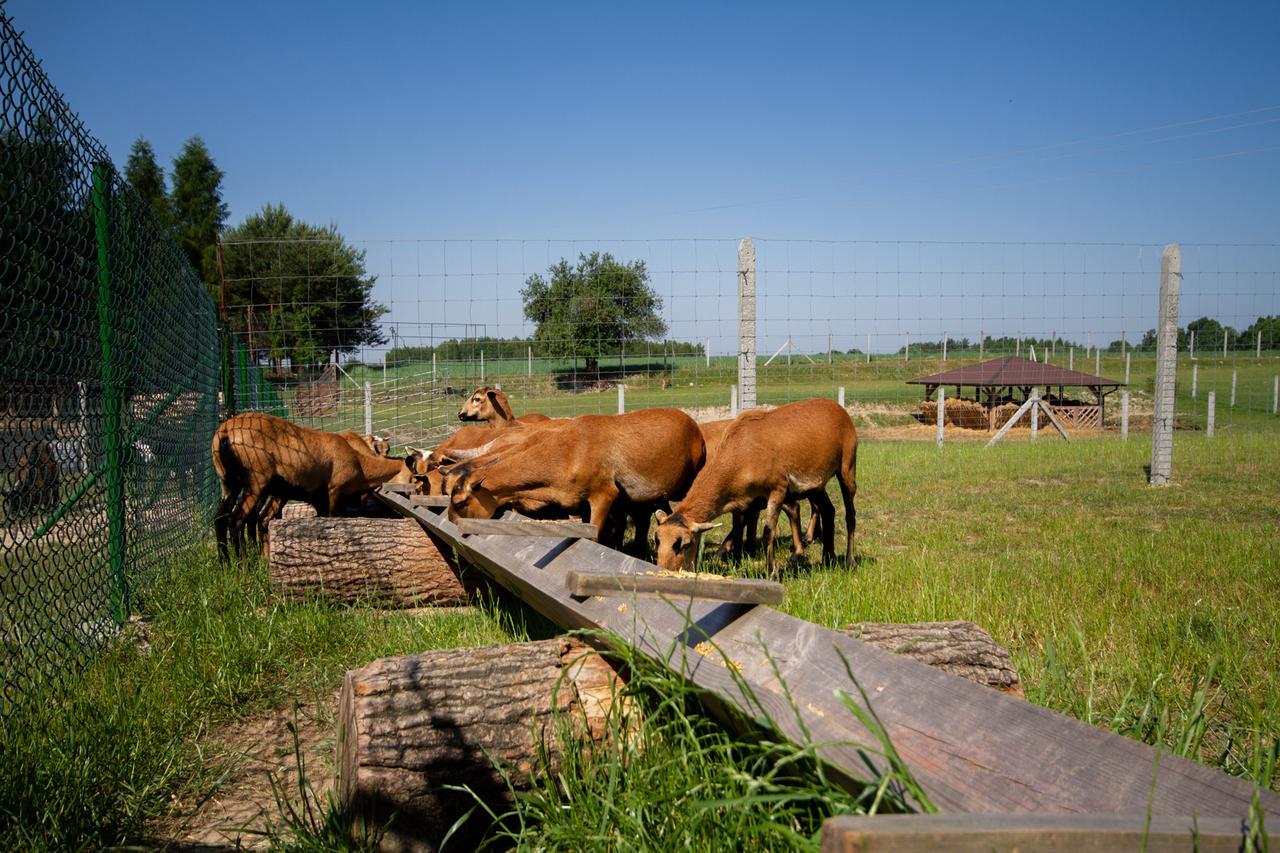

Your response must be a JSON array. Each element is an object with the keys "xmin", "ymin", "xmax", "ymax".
[{"xmin": 7, "ymin": 1, "xmax": 1279, "ymax": 354}]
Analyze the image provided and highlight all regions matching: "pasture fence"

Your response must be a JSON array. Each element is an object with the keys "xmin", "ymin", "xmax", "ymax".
[
  {"xmin": 219, "ymin": 236, "xmax": 1280, "ymax": 456},
  {"xmin": 0, "ymin": 14, "xmax": 221, "ymax": 716}
]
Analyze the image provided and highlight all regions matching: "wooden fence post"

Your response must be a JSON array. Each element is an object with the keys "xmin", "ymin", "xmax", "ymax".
[
  {"xmin": 737, "ymin": 238, "xmax": 757, "ymax": 410},
  {"xmin": 1150, "ymin": 244, "xmax": 1180, "ymax": 485}
]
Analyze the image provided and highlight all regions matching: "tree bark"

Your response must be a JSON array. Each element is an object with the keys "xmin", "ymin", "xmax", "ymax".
[
  {"xmin": 843, "ymin": 621, "xmax": 1022, "ymax": 697},
  {"xmin": 339, "ymin": 638, "xmax": 625, "ymax": 851},
  {"xmin": 268, "ymin": 516, "xmax": 470, "ymax": 607}
]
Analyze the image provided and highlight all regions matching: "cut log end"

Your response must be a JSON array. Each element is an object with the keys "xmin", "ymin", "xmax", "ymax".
[
  {"xmin": 339, "ymin": 638, "xmax": 626, "ymax": 850},
  {"xmin": 269, "ymin": 516, "xmax": 472, "ymax": 608},
  {"xmin": 844, "ymin": 620, "xmax": 1022, "ymax": 697}
]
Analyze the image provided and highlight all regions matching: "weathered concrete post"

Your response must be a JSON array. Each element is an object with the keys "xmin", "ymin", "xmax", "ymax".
[
  {"xmin": 866, "ymin": 334, "xmax": 872, "ymax": 364},
  {"xmin": 730, "ymin": 384, "xmax": 738, "ymax": 418},
  {"xmin": 1189, "ymin": 330, "xmax": 1195, "ymax": 360},
  {"xmin": 936, "ymin": 387, "xmax": 945, "ymax": 447},
  {"xmin": 617, "ymin": 383, "xmax": 625, "ymax": 414},
  {"xmin": 364, "ymin": 382, "xmax": 373, "ymax": 436},
  {"xmin": 1207, "ymin": 391, "xmax": 1216, "ymax": 438},
  {"xmin": 905, "ymin": 333, "xmax": 910, "ymax": 362},
  {"xmin": 1230, "ymin": 371, "xmax": 1237, "ymax": 407},
  {"xmin": 1121, "ymin": 392, "xmax": 1130, "ymax": 441},
  {"xmin": 1125, "ymin": 352, "xmax": 1131, "ymax": 385},
  {"xmin": 1030, "ymin": 388, "xmax": 1039, "ymax": 441},
  {"xmin": 1257, "ymin": 331, "xmax": 1263, "ymax": 359},
  {"xmin": 1274, "ymin": 375, "xmax": 1279, "ymax": 415},
  {"xmin": 480, "ymin": 350, "xmax": 485, "ymax": 383},
  {"xmin": 1095, "ymin": 348, "xmax": 1101, "ymax": 377},
  {"xmin": 1150, "ymin": 244, "xmax": 1180, "ymax": 485},
  {"xmin": 838, "ymin": 386, "xmax": 845, "ymax": 407},
  {"xmin": 1192, "ymin": 364, "xmax": 1198, "ymax": 399},
  {"xmin": 942, "ymin": 332, "xmax": 948, "ymax": 362},
  {"xmin": 1069, "ymin": 348, "xmax": 1074, "ymax": 370},
  {"xmin": 527, "ymin": 345, "xmax": 532, "ymax": 376},
  {"xmin": 737, "ymin": 238, "xmax": 757, "ymax": 411}
]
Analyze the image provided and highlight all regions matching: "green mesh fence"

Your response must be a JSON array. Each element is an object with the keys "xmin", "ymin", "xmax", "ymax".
[{"xmin": 0, "ymin": 13, "xmax": 222, "ymax": 715}]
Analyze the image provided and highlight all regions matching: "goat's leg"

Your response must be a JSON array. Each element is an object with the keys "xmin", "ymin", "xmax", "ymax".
[
  {"xmin": 629, "ymin": 507, "xmax": 653, "ymax": 559},
  {"xmin": 762, "ymin": 491, "xmax": 786, "ymax": 579},
  {"xmin": 743, "ymin": 505, "xmax": 762, "ymax": 555},
  {"xmin": 837, "ymin": 455, "xmax": 858, "ymax": 568},
  {"xmin": 781, "ymin": 501, "xmax": 805, "ymax": 556},
  {"xmin": 215, "ymin": 490, "xmax": 237, "ymax": 562},
  {"xmin": 719, "ymin": 511, "xmax": 746, "ymax": 560},
  {"xmin": 810, "ymin": 489, "xmax": 836, "ymax": 564},
  {"xmin": 586, "ymin": 487, "xmax": 619, "ymax": 545},
  {"xmin": 804, "ymin": 499, "xmax": 821, "ymax": 546}
]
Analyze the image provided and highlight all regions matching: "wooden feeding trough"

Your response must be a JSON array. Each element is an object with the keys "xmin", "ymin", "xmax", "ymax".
[{"xmin": 908, "ymin": 356, "xmax": 1124, "ymax": 433}]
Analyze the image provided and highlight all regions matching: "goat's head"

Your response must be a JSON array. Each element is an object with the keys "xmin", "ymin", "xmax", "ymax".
[
  {"xmin": 654, "ymin": 510, "xmax": 721, "ymax": 571},
  {"xmin": 458, "ymin": 386, "xmax": 512, "ymax": 422},
  {"xmin": 366, "ymin": 434, "xmax": 391, "ymax": 457},
  {"xmin": 447, "ymin": 462, "xmax": 501, "ymax": 522}
]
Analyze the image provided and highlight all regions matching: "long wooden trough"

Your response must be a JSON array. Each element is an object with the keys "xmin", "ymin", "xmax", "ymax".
[{"xmin": 377, "ymin": 487, "xmax": 1279, "ymax": 819}]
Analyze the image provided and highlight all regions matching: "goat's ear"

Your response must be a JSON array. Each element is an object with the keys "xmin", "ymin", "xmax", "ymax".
[
  {"xmin": 655, "ymin": 509, "xmax": 669, "ymax": 524},
  {"xmin": 691, "ymin": 521, "xmax": 722, "ymax": 534},
  {"xmin": 486, "ymin": 388, "xmax": 511, "ymax": 420}
]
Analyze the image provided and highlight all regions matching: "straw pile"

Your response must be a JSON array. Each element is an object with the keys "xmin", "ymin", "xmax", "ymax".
[{"xmin": 918, "ymin": 397, "xmax": 989, "ymax": 429}]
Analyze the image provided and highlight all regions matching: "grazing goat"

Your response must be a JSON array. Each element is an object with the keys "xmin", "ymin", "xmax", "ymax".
[
  {"xmin": 4, "ymin": 439, "xmax": 59, "ymax": 517},
  {"xmin": 212, "ymin": 413, "xmax": 416, "ymax": 559},
  {"xmin": 447, "ymin": 408, "xmax": 705, "ymax": 544},
  {"xmin": 657, "ymin": 399, "xmax": 857, "ymax": 578},
  {"xmin": 457, "ymin": 386, "xmax": 551, "ymax": 426}
]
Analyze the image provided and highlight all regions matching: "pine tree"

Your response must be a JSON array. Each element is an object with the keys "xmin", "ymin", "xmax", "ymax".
[
  {"xmin": 124, "ymin": 136, "xmax": 170, "ymax": 227},
  {"xmin": 170, "ymin": 136, "xmax": 228, "ymax": 296}
]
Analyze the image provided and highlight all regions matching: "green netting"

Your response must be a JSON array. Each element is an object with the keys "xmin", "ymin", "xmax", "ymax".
[{"xmin": 0, "ymin": 14, "xmax": 222, "ymax": 716}]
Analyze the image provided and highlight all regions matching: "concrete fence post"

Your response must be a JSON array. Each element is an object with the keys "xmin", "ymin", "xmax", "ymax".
[
  {"xmin": 866, "ymin": 334, "xmax": 871, "ymax": 364},
  {"xmin": 942, "ymin": 332, "xmax": 948, "ymax": 362},
  {"xmin": 1273, "ymin": 375, "xmax": 1278, "ymax": 415},
  {"xmin": 1121, "ymin": 391, "xmax": 1130, "ymax": 441},
  {"xmin": 1069, "ymin": 348, "xmax": 1074, "ymax": 370},
  {"xmin": 1016, "ymin": 337, "xmax": 1021, "ymax": 358},
  {"xmin": 1095, "ymin": 349, "xmax": 1101, "ymax": 377},
  {"xmin": 1223, "ymin": 332, "xmax": 1228, "ymax": 359},
  {"xmin": 1207, "ymin": 391, "xmax": 1216, "ymax": 438},
  {"xmin": 905, "ymin": 333, "xmax": 910, "ymax": 362},
  {"xmin": 1030, "ymin": 388, "xmax": 1039, "ymax": 441},
  {"xmin": 1231, "ymin": 370, "xmax": 1237, "ymax": 407},
  {"xmin": 432, "ymin": 352, "xmax": 437, "ymax": 381},
  {"xmin": 936, "ymin": 387, "xmax": 945, "ymax": 447},
  {"xmin": 737, "ymin": 238, "xmax": 757, "ymax": 411},
  {"xmin": 838, "ymin": 386, "xmax": 845, "ymax": 407},
  {"xmin": 1258, "ymin": 331, "xmax": 1263, "ymax": 359},
  {"xmin": 706, "ymin": 341, "xmax": 711, "ymax": 368},
  {"xmin": 1192, "ymin": 364, "xmax": 1198, "ymax": 399},
  {"xmin": 730, "ymin": 385, "xmax": 738, "ymax": 418},
  {"xmin": 480, "ymin": 351, "xmax": 485, "ymax": 383},
  {"xmin": 1125, "ymin": 352, "xmax": 1131, "ymax": 385},
  {"xmin": 828, "ymin": 333, "xmax": 833, "ymax": 365},
  {"xmin": 1189, "ymin": 330, "xmax": 1195, "ymax": 360},
  {"xmin": 1150, "ymin": 244, "xmax": 1180, "ymax": 485},
  {"xmin": 618, "ymin": 383, "xmax": 625, "ymax": 414},
  {"xmin": 979, "ymin": 330, "xmax": 984, "ymax": 361},
  {"xmin": 364, "ymin": 382, "xmax": 372, "ymax": 435},
  {"xmin": 527, "ymin": 345, "xmax": 532, "ymax": 377}
]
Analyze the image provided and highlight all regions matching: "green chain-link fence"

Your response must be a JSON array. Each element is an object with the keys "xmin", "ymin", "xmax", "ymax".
[{"xmin": 1, "ymin": 13, "xmax": 223, "ymax": 716}]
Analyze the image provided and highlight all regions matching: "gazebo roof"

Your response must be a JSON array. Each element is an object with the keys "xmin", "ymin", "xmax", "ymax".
[{"xmin": 906, "ymin": 356, "xmax": 1123, "ymax": 388}]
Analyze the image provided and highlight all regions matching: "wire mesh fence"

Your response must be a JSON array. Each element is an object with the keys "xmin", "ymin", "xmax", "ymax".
[
  {"xmin": 220, "ymin": 237, "xmax": 1279, "ymax": 450},
  {"xmin": 1, "ymin": 14, "xmax": 221, "ymax": 716}
]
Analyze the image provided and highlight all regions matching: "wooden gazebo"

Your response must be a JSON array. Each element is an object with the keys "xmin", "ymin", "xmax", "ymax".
[{"xmin": 907, "ymin": 356, "xmax": 1125, "ymax": 430}]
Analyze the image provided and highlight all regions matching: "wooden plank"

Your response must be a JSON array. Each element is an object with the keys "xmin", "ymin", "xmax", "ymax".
[
  {"xmin": 566, "ymin": 570, "xmax": 784, "ymax": 605},
  {"xmin": 380, "ymin": 482, "xmax": 418, "ymax": 494},
  {"xmin": 455, "ymin": 517, "xmax": 598, "ymax": 539},
  {"xmin": 375, "ymin": 489, "xmax": 1280, "ymax": 819},
  {"xmin": 821, "ymin": 814, "xmax": 1271, "ymax": 853},
  {"xmin": 409, "ymin": 493, "xmax": 450, "ymax": 508}
]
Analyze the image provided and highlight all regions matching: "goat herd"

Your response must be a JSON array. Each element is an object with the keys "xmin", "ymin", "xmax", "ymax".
[{"xmin": 214, "ymin": 386, "xmax": 858, "ymax": 577}]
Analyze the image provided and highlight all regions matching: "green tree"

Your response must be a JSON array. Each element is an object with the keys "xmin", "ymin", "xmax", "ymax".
[
  {"xmin": 1184, "ymin": 317, "xmax": 1236, "ymax": 353},
  {"xmin": 521, "ymin": 252, "xmax": 667, "ymax": 373},
  {"xmin": 1237, "ymin": 315, "xmax": 1279, "ymax": 352},
  {"xmin": 124, "ymin": 136, "xmax": 169, "ymax": 227},
  {"xmin": 169, "ymin": 136, "xmax": 227, "ymax": 296},
  {"xmin": 220, "ymin": 203, "xmax": 386, "ymax": 370}
]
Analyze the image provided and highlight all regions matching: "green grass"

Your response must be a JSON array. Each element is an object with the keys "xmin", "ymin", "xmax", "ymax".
[
  {"xmin": 0, "ymin": 545, "xmax": 521, "ymax": 852},
  {"xmin": 701, "ymin": 427, "xmax": 1280, "ymax": 784}
]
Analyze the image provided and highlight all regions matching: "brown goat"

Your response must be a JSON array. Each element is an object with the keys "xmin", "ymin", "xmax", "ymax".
[
  {"xmin": 447, "ymin": 408, "xmax": 705, "ymax": 542},
  {"xmin": 339, "ymin": 431, "xmax": 391, "ymax": 457},
  {"xmin": 657, "ymin": 399, "xmax": 857, "ymax": 578},
  {"xmin": 4, "ymin": 439, "xmax": 59, "ymax": 517},
  {"xmin": 457, "ymin": 386, "xmax": 551, "ymax": 426},
  {"xmin": 212, "ymin": 413, "xmax": 415, "ymax": 559}
]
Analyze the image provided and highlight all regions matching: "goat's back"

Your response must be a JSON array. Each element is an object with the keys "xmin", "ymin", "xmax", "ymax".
[{"xmin": 717, "ymin": 398, "xmax": 856, "ymax": 488}]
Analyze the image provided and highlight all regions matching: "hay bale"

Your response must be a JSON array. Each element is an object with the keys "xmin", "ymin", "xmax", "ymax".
[{"xmin": 917, "ymin": 398, "xmax": 989, "ymax": 430}]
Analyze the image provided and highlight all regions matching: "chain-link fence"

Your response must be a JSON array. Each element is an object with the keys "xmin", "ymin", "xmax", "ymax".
[{"xmin": 1, "ymin": 14, "xmax": 222, "ymax": 716}]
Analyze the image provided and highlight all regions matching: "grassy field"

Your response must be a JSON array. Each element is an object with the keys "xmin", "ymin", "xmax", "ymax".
[{"xmin": 315, "ymin": 350, "xmax": 1280, "ymax": 441}]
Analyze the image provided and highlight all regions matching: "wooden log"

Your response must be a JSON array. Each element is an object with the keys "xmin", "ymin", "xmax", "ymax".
[
  {"xmin": 843, "ymin": 621, "xmax": 1022, "ymax": 696},
  {"xmin": 280, "ymin": 500, "xmax": 317, "ymax": 519},
  {"xmin": 821, "ymin": 814, "xmax": 1272, "ymax": 853},
  {"xmin": 566, "ymin": 570, "xmax": 784, "ymax": 605},
  {"xmin": 339, "ymin": 638, "xmax": 626, "ymax": 851},
  {"xmin": 456, "ymin": 517, "xmax": 598, "ymax": 539},
  {"xmin": 268, "ymin": 516, "xmax": 469, "ymax": 607}
]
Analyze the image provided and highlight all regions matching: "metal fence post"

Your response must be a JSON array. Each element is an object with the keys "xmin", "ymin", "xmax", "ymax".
[
  {"xmin": 1150, "ymin": 244, "xmax": 1180, "ymax": 485},
  {"xmin": 364, "ymin": 381, "xmax": 373, "ymax": 435},
  {"xmin": 737, "ymin": 238, "xmax": 756, "ymax": 411},
  {"xmin": 1121, "ymin": 391, "xmax": 1129, "ymax": 441},
  {"xmin": 936, "ymin": 387, "xmax": 945, "ymax": 447},
  {"xmin": 93, "ymin": 162, "xmax": 129, "ymax": 622},
  {"xmin": 1207, "ymin": 391, "xmax": 1216, "ymax": 438}
]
